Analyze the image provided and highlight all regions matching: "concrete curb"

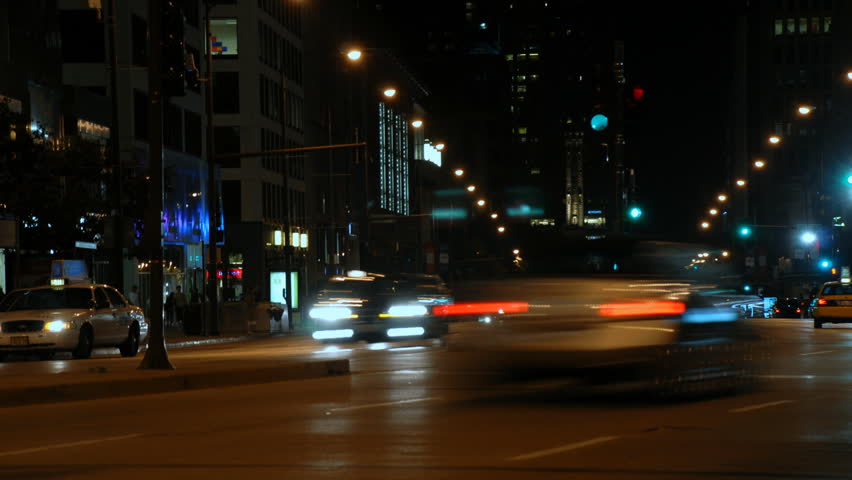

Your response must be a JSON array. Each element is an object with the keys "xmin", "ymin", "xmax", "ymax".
[{"xmin": 0, "ymin": 359, "xmax": 350, "ymax": 408}]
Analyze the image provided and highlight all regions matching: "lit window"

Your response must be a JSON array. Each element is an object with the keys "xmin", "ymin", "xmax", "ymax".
[
  {"xmin": 505, "ymin": 54, "xmax": 514, "ymax": 61},
  {"xmin": 811, "ymin": 17, "xmax": 819, "ymax": 32},
  {"xmin": 786, "ymin": 18, "xmax": 795, "ymax": 34},
  {"xmin": 518, "ymin": 53, "xmax": 527, "ymax": 59},
  {"xmin": 530, "ymin": 74, "xmax": 538, "ymax": 80},
  {"xmin": 465, "ymin": 12, "xmax": 472, "ymax": 21},
  {"xmin": 465, "ymin": 1, "xmax": 474, "ymax": 9},
  {"xmin": 210, "ymin": 18, "xmax": 238, "ymax": 55},
  {"xmin": 799, "ymin": 17, "xmax": 807, "ymax": 33},
  {"xmin": 518, "ymin": 127, "xmax": 527, "ymax": 135},
  {"xmin": 517, "ymin": 85, "xmax": 526, "ymax": 92},
  {"xmin": 774, "ymin": 19, "xmax": 783, "ymax": 35},
  {"xmin": 824, "ymin": 17, "xmax": 832, "ymax": 33},
  {"xmin": 517, "ymin": 75, "xmax": 526, "ymax": 82},
  {"xmin": 530, "ymin": 168, "xmax": 540, "ymax": 175},
  {"xmin": 529, "ymin": 52, "xmax": 540, "ymax": 60}
]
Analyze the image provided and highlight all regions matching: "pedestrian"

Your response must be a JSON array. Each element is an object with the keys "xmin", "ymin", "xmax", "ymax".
[
  {"xmin": 164, "ymin": 289, "xmax": 176, "ymax": 326},
  {"xmin": 174, "ymin": 285, "xmax": 188, "ymax": 326},
  {"xmin": 127, "ymin": 285, "xmax": 139, "ymax": 305}
]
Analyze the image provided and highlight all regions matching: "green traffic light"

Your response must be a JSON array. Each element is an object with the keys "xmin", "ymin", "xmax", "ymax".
[
  {"xmin": 628, "ymin": 207, "xmax": 642, "ymax": 219},
  {"xmin": 739, "ymin": 226, "xmax": 752, "ymax": 237}
]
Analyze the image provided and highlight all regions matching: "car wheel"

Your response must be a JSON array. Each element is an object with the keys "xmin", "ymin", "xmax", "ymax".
[
  {"xmin": 814, "ymin": 319, "xmax": 823, "ymax": 329},
  {"xmin": 72, "ymin": 325, "xmax": 94, "ymax": 359},
  {"xmin": 119, "ymin": 324, "xmax": 140, "ymax": 358}
]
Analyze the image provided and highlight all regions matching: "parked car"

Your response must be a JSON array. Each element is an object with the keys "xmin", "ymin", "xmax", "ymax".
[
  {"xmin": 813, "ymin": 282, "xmax": 852, "ymax": 328},
  {"xmin": 772, "ymin": 297, "xmax": 804, "ymax": 318},
  {"xmin": 0, "ymin": 284, "xmax": 149, "ymax": 360}
]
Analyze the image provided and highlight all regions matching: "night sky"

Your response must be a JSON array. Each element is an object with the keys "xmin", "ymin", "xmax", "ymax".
[{"xmin": 622, "ymin": 8, "xmax": 737, "ymax": 239}]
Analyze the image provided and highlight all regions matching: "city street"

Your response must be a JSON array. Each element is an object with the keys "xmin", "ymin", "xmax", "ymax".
[{"xmin": 1, "ymin": 317, "xmax": 851, "ymax": 479}]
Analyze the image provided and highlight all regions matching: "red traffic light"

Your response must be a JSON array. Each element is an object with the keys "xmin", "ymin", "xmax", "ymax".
[{"xmin": 632, "ymin": 86, "xmax": 644, "ymax": 102}]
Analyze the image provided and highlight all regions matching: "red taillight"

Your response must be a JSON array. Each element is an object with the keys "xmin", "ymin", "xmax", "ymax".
[
  {"xmin": 817, "ymin": 298, "xmax": 828, "ymax": 306},
  {"xmin": 774, "ymin": 308, "xmax": 780, "ymax": 313},
  {"xmin": 599, "ymin": 301, "xmax": 686, "ymax": 318},
  {"xmin": 433, "ymin": 302, "xmax": 529, "ymax": 316},
  {"xmin": 796, "ymin": 308, "xmax": 801, "ymax": 313}
]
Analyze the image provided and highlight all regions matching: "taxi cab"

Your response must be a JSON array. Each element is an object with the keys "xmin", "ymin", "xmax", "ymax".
[{"xmin": 813, "ymin": 281, "xmax": 852, "ymax": 328}]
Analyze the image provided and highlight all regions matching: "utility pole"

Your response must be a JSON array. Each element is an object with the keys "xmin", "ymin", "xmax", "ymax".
[
  {"xmin": 107, "ymin": 0, "xmax": 124, "ymax": 290},
  {"xmin": 139, "ymin": 0, "xmax": 173, "ymax": 370},
  {"xmin": 204, "ymin": 1, "xmax": 220, "ymax": 335},
  {"xmin": 612, "ymin": 40, "xmax": 626, "ymax": 235},
  {"xmin": 280, "ymin": 66, "xmax": 293, "ymax": 324}
]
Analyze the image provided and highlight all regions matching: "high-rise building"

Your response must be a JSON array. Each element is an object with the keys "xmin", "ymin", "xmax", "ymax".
[
  {"xmin": 209, "ymin": 0, "xmax": 308, "ymax": 309},
  {"xmin": 731, "ymin": 1, "xmax": 850, "ymax": 274}
]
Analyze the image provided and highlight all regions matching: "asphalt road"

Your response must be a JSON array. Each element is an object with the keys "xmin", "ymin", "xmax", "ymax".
[{"xmin": 1, "ymin": 317, "xmax": 851, "ymax": 479}]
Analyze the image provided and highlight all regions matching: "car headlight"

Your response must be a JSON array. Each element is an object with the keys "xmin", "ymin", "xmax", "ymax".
[
  {"xmin": 383, "ymin": 305, "xmax": 429, "ymax": 318},
  {"xmin": 44, "ymin": 320, "xmax": 73, "ymax": 332},
  {"xmin": 309, "ymin": 307, "xmax": 353, "ymax": 322}
]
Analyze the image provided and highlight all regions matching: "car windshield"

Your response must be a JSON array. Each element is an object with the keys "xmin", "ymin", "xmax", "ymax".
[
  {"xmin": 0, "ymin": 288, "xmax": 93, "ymax": 311},
  {"xmin": 821, "ymin": 284, "xmax": 852, "ymax": 296}
]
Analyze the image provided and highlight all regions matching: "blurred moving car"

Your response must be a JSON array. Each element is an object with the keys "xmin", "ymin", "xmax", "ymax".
[
  {"xmin": 308, "ymin": 271, "xmax": 451, "ymax": 342},
  {"xmin": 771, "ymin": 297, "xmax": 803, "ymax": 318},
  {"xmin": 813, "ymin": 282, "xmax": 852, "ymax": 328},
  {"xmin": 441, "ymin": 237, "xmax": 764, "ymax": 394},
  {"xmin": 0, "ymin": 284, "xmax": 149, "ymax": 360}
]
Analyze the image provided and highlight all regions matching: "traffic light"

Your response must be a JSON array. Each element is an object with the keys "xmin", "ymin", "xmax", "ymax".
[
  {"xmin": 590, "ymin": 113, "xmax": 608, "ymax": 132},
  {"xmin": 628, "ymin": 206, "xmax": 642, "ymax": 220},
  {"xmin": 162, "ymin": 0, "xmax": 186, "ymax": 97},
  {"xmin": 738, "ymin": 226, "xmax": 752, "ymax": 237}
]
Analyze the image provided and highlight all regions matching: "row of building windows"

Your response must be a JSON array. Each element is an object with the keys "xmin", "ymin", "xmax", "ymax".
[
  {"xmin": 505, "ymin": 52, "xmax": 541, "ymax": 62},
  {"xmin": 774, "ymin": 67, "xmax": 834, "ymax": 89},
  {"xmin": 776, "ymin": 0, "xmax": 833, "ymax": 11},
  {"xmin": 258, "ymin": 21, "xmax": 303, "ymax": 85},
  {"xmin": 773, "ymin": 41, "xmax": 831, "ymax": 65},
  {"xmin": 377, "ymin": 102, "xmax": 410, "ymax": 215},
  {"xmin": 774, "ymin": 16, "xmax": 831, "ymax": 35},
  {"xmin": 261, "ymin": 182, "xmax": 305, "ymax": 228},
  {"xmin": 258, "ymin": 75, "xmax": 305, "ymax": 132},
  {"xmin": 133, "ymin": 90, "xmax": 202, "ymax": 157},
  {"xmin": 259, "ymin": 129, "xmax": 304, "ymax": 180},
  {"xmin": 257, "ymin": 0, "xmax": 302, "ymax": 37}
]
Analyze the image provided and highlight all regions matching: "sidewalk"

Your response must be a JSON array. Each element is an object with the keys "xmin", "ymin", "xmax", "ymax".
[{"xmin": 0, "ymin": 334, "xmax": 349, "ymax": 409}]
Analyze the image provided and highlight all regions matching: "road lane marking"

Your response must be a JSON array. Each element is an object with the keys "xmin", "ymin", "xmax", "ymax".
[
  {"xmin": 729, "ymin": 400, "xmax": 795, "ymax": 413},
  {"xmin": 508, "ymin": 436, "xmax": 620, "ymax": 461},
  {"xmin": 0, "ymin": 433, "xmax": 142, "ymax": 458},
  {"xmin": 326, "ymin": 397, "xmax": 439, "ymax": 414},
  {"xmin": 801, "ymin": 350, "xmax": 835, "ymax": 356}
]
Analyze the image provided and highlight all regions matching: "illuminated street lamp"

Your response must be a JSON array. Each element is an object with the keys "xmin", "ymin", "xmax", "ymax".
[
  {"xmin": 476, "ymin": 199, "xmax": 486, "ymax": 207},
  {"xmin": 754, "ymin": 160, "xmax": 766, "ymax": 169},
  {"xmin": 383, "ymin": 88, "xmax": 397, "ymax": 98},
  {"xmin": 490, "ymin": 213, "xmax": 498, "ymax": 219},
  {"xmin": 722, "ymin": 250, "xmax": 730, "ymax": 257},
  {"xmin": 798, "ymin": 105, "xmax": 814, "ymax": 116},
  {"xmin": 466, "ymin": 185, "xmax": 476, "ymax": 192},
  {"xmin": 435, "ymin": 143, "xmax": 446, "ymax": 151},
  {"xmin": 411, "ymin": 119, "xmax": 423, "ymax": 128},
  {"xmin": 768, "ymin": 135, "xmax": 781, "ymax": 145},
  {"xmin": 801, "ymin": 231, "xmax": 817, "ymax": 245},
  {"xmin": 700, "ymin": 221, "xmax": 711, "ymax": 230},
  {"xmin": 453, "ymin": 168, "xmax": 464, "ymax": 177},
  {"xmin": 709, "ymin": 208, "xmax": 719, "ymax": 216},
  {"xmin": 717, "ymin": 194, "xmax": 727, "ymax": 202},
  {"xmin": 497, "ymin": 226, "xmax": 506, "ymax": 233},
  {"xmin": 736, "ymin": 179, "xmax": 747, "ymax": 187},
  {"xmin": 346, "ymin": 49, "xmax": 362, "ymax": 61},
  {"xmin": 847, "ymin": 70, "xmax": 852, "ymax": 81},
  {"xmin": 512, "ymin": 249, "xmax": 520, "ymax": 255}
]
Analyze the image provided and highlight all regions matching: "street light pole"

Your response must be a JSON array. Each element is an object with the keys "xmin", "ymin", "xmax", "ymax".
[
  {"xmin": 139, "ymin": 0, "xmax": 173, "ymax": 370},
  {"xmin": 204, "ymin": 1, "xmax": 220, "ymax": 335}
]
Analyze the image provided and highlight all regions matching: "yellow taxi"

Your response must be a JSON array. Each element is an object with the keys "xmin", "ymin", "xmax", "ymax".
[{"xmin": 813, "ymin": 281, "xmax": 852, "ymax": 328}]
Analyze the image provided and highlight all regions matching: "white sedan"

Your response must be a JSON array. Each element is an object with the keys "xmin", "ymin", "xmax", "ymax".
[{"xmin": 0, "ymin": 284, "xmax": 149, "ymax": 360}]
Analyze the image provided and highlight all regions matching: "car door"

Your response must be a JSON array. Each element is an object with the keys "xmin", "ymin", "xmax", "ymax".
[
  {"xmin": 105, "ymin": 287, "xmax": 132, "ymax": 339},
  {"xmin": 91, "ymin": 287, "xmax": 119, "ymax": 345}
]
